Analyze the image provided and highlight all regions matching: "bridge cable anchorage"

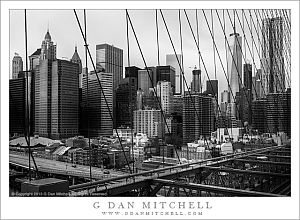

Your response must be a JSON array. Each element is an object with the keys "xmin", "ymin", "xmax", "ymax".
[
  {"xmin": 125, "ymin": 10, "xmax": 182, "ymax": 163},
  {"xmin": 160, "ymin": 9, "xmax": 226, "ymax": 149},
  {"xmin": 73, "ymin": 9, "xmax": 132, "ymax": 174},
  {"xmin": 183, "ymin": 10, "xmax": 236, "ymax": 142},
  {"xmin": 238, "ymin": 9, "xmax": 289, "ymax": 129}
]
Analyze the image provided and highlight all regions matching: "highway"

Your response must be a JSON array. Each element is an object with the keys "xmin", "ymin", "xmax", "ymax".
[{"xmin": 9, "ymin": 152, "xmax": 127, "ymax": 180}]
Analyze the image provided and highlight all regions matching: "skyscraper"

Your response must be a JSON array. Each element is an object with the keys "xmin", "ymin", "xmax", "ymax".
[
  {"xmin": 227, "ymin": 32, "xmax": 242, "ymax": 103},
  {"xmin": 96, "ymin": 44, "xmax": 123, "ymax": 90},
  {"xmin": 191, "ymin": 69, "xmax": 201, "ymax": 93},
  {"xmin": 221, "ymin": 90, "xmax": 229, "ymax": 115},
  {"xmin": 262, "ymin": 17, "xmax": 285, "ymax": 94},
  {"xmin": 136, "ymin": 89, "xmax": 144, "ymax": 110},
  {"xmin": 156, "ymin": 66, "xmax": 176, "ymax": 93},
  {"xmin": 183, "ymin": 93, "xmax": 215, "ymax": 144},
  {"xmin": 238, "ymin": 63, "xmax": 253, "ymax": 125},
  {"xmin": 133, "ymin": 109, "xmax": 163, "ymax": 138},
  {"xmin": 142, "ymin": 89, "xmax": 159, "ymax": 110},
  {"xmin": 252, "ymin": 99, "xmax": 267, "ymax": 133},
  {"xmin": 206, "ymin": 79, "xmax": 218, "ymax": 100},
  {"xmin": 125, "ymin": 66, "xmax": 141, "ymax": 83},
  {"xmin": 116, "ymin": 77, "xmax": 137, "ymax": 128},
  {"xmin": 156, "ymin": 81, "xmax": 173, "ymax": 115},
  {"xmin": 10, "ymin": 77, "xmax": 26, "ymax": 136},
  {"xmin": 12, "ymin": 53, "xmax": 23, "ymax": 79},
  {"xmin": 34, "ymin": 30, "xmax": 56, "ymax": 138},
  {"xmin": 96, "ymin": 44, "xmax": 123, "ymax": 129},
  {"xmin": 254, "ymin": 69, "xmax": 263, "ymax": 100},
  {"xmin": 166, "ymin": 54, "xmax": 183, "ymax": 95},
  {"xmin": 266, "ymin": 90, "xmax": 291, "ymax": 137},
  {"xmin": 82, "ymin": 72, "xmax": 113, "ymax": 138},
  {"xmin": 138, "ymin": 68, "xmax": 156, "ymax": 95},
  {"xmin": 243, "ymin": 63, "xmax": 252, "ymax": 91},
  {"xmin": 70, "ymin": 46, "xmax": 82, "ymax": 74},
  {"xmin": 51, "ymin": 59, "xmax": 79, "ymax": 139},
  {"xmin": 40, "ymin": 29, "xmax": 56, "ymax": 60},
  {"xmin": 34, "ymin": 30, "xmax": 80, "ymax": 139},
  {"xmin": 29, "ymin": 49, "xmax": 41, "ymax": 71}
]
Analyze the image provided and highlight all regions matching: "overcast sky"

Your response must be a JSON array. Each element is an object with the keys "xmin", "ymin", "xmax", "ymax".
[{"xmin": 10, "ymin": 9, "xmax": 268, "ymax": 96}]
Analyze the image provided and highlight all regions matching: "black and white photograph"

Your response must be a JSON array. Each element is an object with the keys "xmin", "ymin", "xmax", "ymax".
[{"xmin": 1, "ymin": 1, "xmax": 299, "ymax": 219}]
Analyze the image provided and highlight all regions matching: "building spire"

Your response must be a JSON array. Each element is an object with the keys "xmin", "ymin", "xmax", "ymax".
[{"xmin": 233, "ymin": 10, "xmax": 236, "ymax": 34}]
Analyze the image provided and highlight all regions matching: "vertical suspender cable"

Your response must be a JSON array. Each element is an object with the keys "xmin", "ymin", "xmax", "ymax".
[
  {"xmin": 223, "ymin": 10, "xmax": 233, "ymax": 141},
  {"xmin": 179, "ymin": 10, "xmax": 184, "ymax": 94},
  {"xmin": 184, "ymin": 10, "xmax": 234, "ymax": 144},
  {"xmin": 195, "ymin": 9, "xmax": 202, "ymax": 92},
  {"xmin": 155, "ymin": 10, "xmax": 160, "ymax": 66},
  {"xmin": 211, "ymin": 10, "xmax": 217, "ymax": 80},
  {"xmin": 24, "ymin": 9, "xmax": 31, "ymax": 181},
  {"xmin": 74, "ymin": 10, "xmax": 132, "ymax": 174},
  {"xmin": 126, "ymin": 10, "xmax": 134, "ymax": 173},
  {"xmin": 126, "ymin": 10, "xmax": 181, "ymax": 163},
  {"xmin": 83, "ymin": 10, "xmax": 92, "ymax": 182},
  {"xmin": 178, "ymin": 9, "xmax": 187, "ymax": 160},
  {"xmin": 243, "ymin": 9, "xmax": 246, "ymax": 61}
]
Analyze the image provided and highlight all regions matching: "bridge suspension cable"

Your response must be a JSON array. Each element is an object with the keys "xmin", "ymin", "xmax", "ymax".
[
  {"xmin": 73, "ymin": 9, "xmax": 132, "ymax": 174},
  {"xmin": 125, "ymin": 10, "xmax": 182, "ymax": 163}
]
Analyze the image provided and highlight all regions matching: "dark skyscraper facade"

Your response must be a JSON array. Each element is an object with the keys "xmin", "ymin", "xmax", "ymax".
[
  {"xmin": 243, "ymin": 63, "xmax": 252, "ymax": 91},
  {"xmin": 9, "ymin": 77, "xmax": 26, "ymax": 136},
  {"xmin": 125, "ymin": 66, "xmax": 140, "ymax": 83},
  {"xmin": 266, "ymin": 91, "xmax": 291, "ymax": 137},
  {"xmin": 252, "ymin": 99, "xmax": 267, "ymax": 133},
  {"xmin": 96, "ymin": 44, "xmax": 123, "ymax": 129},
  {"xmin": 51, "ymin": 59, "xmax": 79, "ymax": 139},
  {"xmin": 183, "ymin": 93, "xmax": 215, "ymax": 144},
  {"xmin": 96, "ymin": 44, "xmax": 123, "ymax": 89},
  {"xmin": 116, "ymin": 77, "xmax": 137, "ymax": 128},
  {"xmin": 191, "ymin": 69, "xmax": 201, "ymax": 93},
  {"xmin": 82, "ymin": 72, "xmax": 113, "ymax": 138},
  {"xmin": 156, "ymin": 66, "xmax": 175, "ymax": 93},
  {"xmin": 262, "ymin": 17, "xmax": 285, "ymax": 94},
  {"xmin": 206, "ymin": 79, "xmax": 218, "ymax": 100}
]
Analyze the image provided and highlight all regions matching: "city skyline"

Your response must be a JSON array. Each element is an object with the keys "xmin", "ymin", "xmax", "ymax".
[
  {"xmin": 2, "ymin": 0, "xmax": 298, "ymax": 218},
  {"xmin": 10, "ymin": 9, "xmax": 269, "ymax": 97}
]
